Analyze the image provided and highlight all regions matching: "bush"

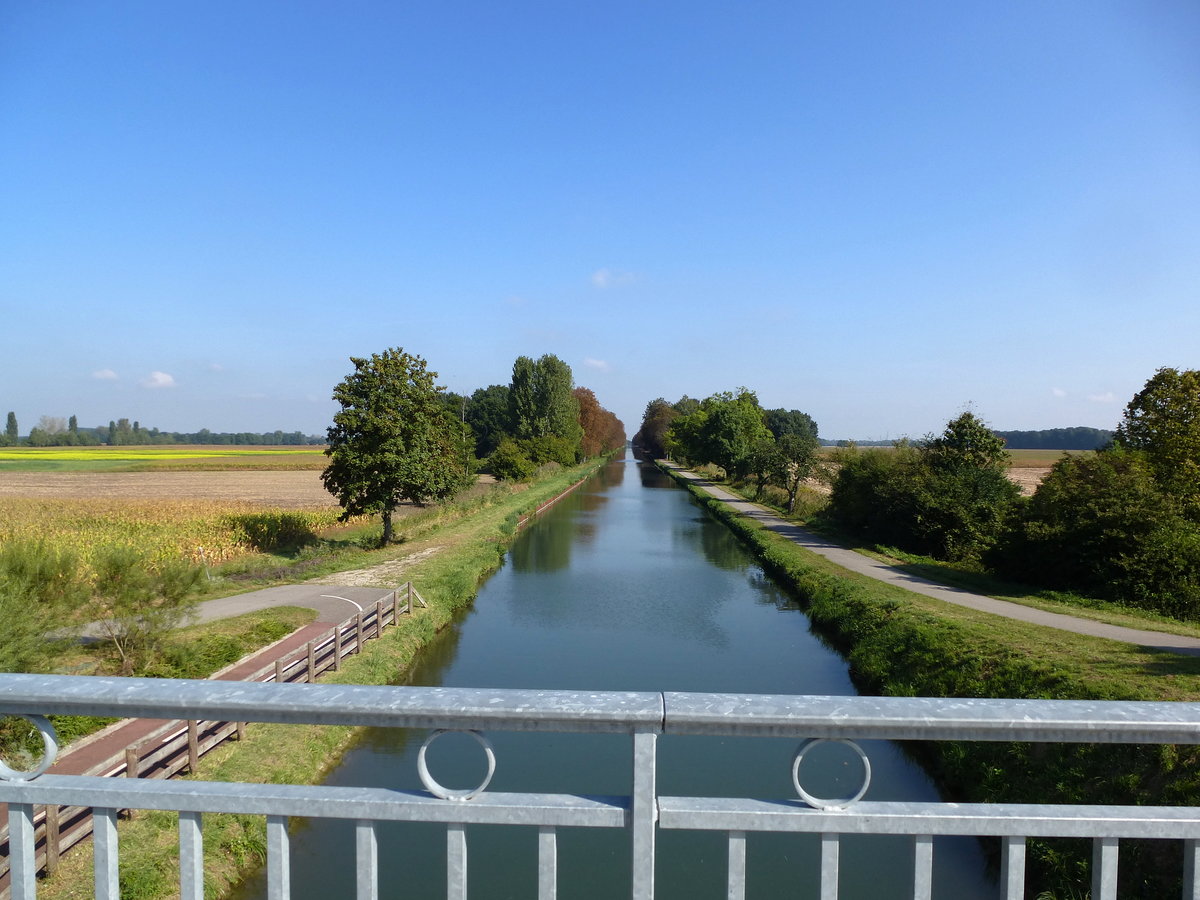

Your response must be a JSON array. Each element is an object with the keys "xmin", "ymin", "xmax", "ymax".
[
  {"xmin": 825, "ymin": 441, "xmax": 1020, "ymax": 561},
  {"xmin": 224, "ymin": 512, "xmax": 319, "ymax": 552},
  {"xmin": 488, "ymin": 438, "xmax": 535, "ymax": 481},
  {"xmin": 990, "ymin": 449, "xmax": 1200, "ymax": 618}
]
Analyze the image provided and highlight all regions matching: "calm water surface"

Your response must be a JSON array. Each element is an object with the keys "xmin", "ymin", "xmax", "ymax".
[{"xmin": 233, "ymin": 457, "xmax": 992, "ymax": 899}]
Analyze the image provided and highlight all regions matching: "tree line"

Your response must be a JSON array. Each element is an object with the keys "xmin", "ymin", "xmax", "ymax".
[
  {"xmin": 0, "ymin": 412, "xmax": 322, "ymax": 447},
  {"xmin": 823, "ymin": 368, "xmax": 1200, "ymax": 619},
  {"xmin": 633, "ymin": 390, "xmax": 821, "ymax": 513},
  {"xmin": 323, "ymin": 348, "xmax": 625, "ymax": 545}
]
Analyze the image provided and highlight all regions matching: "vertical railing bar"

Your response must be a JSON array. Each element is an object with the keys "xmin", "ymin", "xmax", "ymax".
[
  {"xmin": 632, "ymin": 730, "xmax": 658, "ymax": 900},
  {"xmin": 447, "ymin": 823, "xmax": 467, "ymax": 900},
  {"xmin": 356, "ymin": 819, "xmax": 378, "ymax": 900},
  {"xmin": 1092, "ymin": 836, "xmax": 1119, "ymax": 900},
  {"xmin": 820, "ymin": 833, "xmax": 839, "ymax": 900},
  {"xmin": 727, "ymin": 830, "xmax": 746, "ymax": 900},
  {"xmin": 179, "ymin": 810, "xmax": 204, "ymax": 900},
  {"xmin": 1185, "ymin": 839, "xmax": 1200, "ymax": 900},
  {"xmin": 268, "ymin": 815, "xmax": 291, "ymax": 900},
  {"xmin": 1002, "ymin": 836, "xmax": 1026, "ymax": 900},
  {"xmin": 94, "ymin": 807, "xmax": 120, "ymax": 900},
  {"xmin": 8, "ymin": 803, "xmax": 37, "ymax": 900},
  {"xmin": 538, "ymin": 825, "xmax": 557, "ymax": 900},
  {"xmin": 912, "ymin": 835, "xmax": 933, "ymax": 900}
]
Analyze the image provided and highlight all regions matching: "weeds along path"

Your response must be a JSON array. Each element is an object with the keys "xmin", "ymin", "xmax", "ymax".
[{"xmin": 664, "ymin": 463, "xmax": 1200, "ymax": 657}]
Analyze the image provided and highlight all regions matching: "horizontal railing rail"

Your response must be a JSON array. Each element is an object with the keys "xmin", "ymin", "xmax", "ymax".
[{"xmin": 3, "ymin": 676, "xmax": 1200, "ymax": 900}]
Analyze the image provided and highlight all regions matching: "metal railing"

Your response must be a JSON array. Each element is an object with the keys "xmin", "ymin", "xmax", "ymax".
[{"xmin": 3, "ymin": 675, "xmax": 1200, "ymax": 899}]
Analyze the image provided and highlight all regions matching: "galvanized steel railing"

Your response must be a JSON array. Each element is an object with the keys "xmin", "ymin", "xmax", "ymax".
[{"xmin": 3, "ymin": 674, "xmax": 1200, "ymax": 899}]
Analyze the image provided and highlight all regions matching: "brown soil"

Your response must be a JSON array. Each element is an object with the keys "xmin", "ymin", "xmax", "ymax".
[
  {"xmin": 1007, "ymin": 467, "xmax": 1051, "ymax": 496},
  {"xmin": 0, "ymin": 471, "xmax": 338, "ymax": 508}
]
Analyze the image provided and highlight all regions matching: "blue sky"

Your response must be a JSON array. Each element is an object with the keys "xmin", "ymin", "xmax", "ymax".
[{"xmin": 2, "ymin": 1, "xmax": 1197, "ymax": 441}]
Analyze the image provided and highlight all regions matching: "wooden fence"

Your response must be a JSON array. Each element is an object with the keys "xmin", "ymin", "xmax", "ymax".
[{"xmin": 0, "ymin": 582, "xmax": 428, "ymax": 896}]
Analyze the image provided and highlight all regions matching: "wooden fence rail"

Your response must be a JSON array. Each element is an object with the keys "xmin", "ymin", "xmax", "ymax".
[{"xmin": 0, "ymin": 583, "xmax": 429, "ymax": 895}]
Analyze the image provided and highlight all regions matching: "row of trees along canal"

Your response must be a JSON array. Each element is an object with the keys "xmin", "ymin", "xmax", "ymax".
[
  {"xmin": 633, "ymin": 367, "xmax": 1200, "ymax": 622},
  {"xmin": 632, "ymin": 369, "xmax": 1200, "ymax": 894},
  {"xmin": 323, "ymin": 347, "xmax": 625, "ymax": 545}
]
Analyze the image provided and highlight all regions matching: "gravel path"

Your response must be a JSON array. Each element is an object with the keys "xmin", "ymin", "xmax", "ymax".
[{"xmin": 665, "ymin": 463, "xmax": 1200, "ymax": 657}]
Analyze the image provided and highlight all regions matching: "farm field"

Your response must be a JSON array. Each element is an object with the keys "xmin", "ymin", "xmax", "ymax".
[
  {"xmin": 0, "ymin": 447, "xmax": 346, "ymax": 567},
  {"xmin": 0, "ymin": 445, "xmax": 326, "ymax": 472}
]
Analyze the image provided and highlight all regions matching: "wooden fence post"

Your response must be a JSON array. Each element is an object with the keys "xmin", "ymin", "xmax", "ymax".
[
  {"xmin": 407, "ymin": 581, "xmax": 415, "ymax": 614},
  {"xmin": 333, "ymin": 623, "xmax": 342, "ymax": 671},
  {"xmin": 275, "ymin": 659, "xmax": 284, "ymax": 684},
  {"xmin": 45, "ymin": 805, "xmax": 60, "ymax": 873},
  {"xmin": 356, "ymin": 612, "xmax": 364, "ymax": 653},
  {"xmin": 375, "ymin": 600, "xmax": 384, "ymax": 638},
  {"xmin": 125, "ymin": 747, "xmax": 138, "ymax": 778},
  {"xmin": 236, "ymin": 721, "xmax": 247, "ymax": 741},
  {"xmin": 392, "ymin": 590, "xmax": 400, "ymax": 623},
  {"xmin": 187, "ymin": 720, "xmax": 199, "ymax": 774}
]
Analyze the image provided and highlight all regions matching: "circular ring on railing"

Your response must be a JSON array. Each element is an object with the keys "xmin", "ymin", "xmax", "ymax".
[
  {"xmin": 0, "ymin": 715, "xmax": 59, "ymax": 782},
  {"xmin": 417, "ymin": 729, "xmax": 496, "ymax": 801},
  {"xmin": 791, "ymin": 738, "xmax": 871, "ymax": 810}
]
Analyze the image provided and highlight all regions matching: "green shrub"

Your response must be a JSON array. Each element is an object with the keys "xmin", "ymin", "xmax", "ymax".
[
  {"xmin": 990, "ymin": 449, "xmax": 1200, "ymax": 619},
  {"xmin": 488, "ymin": 437, "xmax": 535, "ymax": 481},
  {"xmin": 224, "ymin": 512, "xmax": 319, "ymax": 552}
]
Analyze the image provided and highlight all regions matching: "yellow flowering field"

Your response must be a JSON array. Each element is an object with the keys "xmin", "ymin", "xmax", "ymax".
[{"xmin": 0, "ymin": 497, "xmax": 351, "ymax": 566}]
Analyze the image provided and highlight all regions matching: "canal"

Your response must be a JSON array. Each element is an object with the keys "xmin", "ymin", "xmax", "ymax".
[{"xmin": 234, "ymin": 456, "xmax": 992, "ymax": 898}]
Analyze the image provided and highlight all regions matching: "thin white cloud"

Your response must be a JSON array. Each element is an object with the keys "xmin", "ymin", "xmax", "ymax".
[
  {"xmin": 1088, "ymin": 391, "xmax": 1117, "ymax": 403},
  {"xmin": 208, "ymin": 362, "xmax": 225, "ymax": 372},
  {"xmin": 583, "ymin": 357, "xmax": 611, "ymax": 372},
  {"xmin": 141, "ymin": 371, "xmax": 177, "ymax": 389},
  {"xmin": 591, "ymin": 268, "xmax": 635, "ymax": 289},
  {"xmin": 92, "ymin": 368, "xmax": 118, "ymax": 380},
  {"xmin": 1052, "ymin": 387, "xmax": 1067, "ymax": 398}
]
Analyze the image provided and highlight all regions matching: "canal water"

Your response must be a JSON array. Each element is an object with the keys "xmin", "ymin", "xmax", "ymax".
[{"xmin": 234, "ymin": 456, "xmax": 991, "ymax": 899}]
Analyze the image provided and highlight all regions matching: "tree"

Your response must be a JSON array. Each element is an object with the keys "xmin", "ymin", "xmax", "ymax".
[
  {"xmin": 1115, "ymin": 367, "xmax": 1200, "ymax": 512},
  {"xmin": 88, "ymin": 546, "xmax": 202, "ymax": 675},
  {"xmin": 508, "ymin": 354, "xmax": 583, "ymax": 456},
  {"xmin": 322, "ymin": 348, "xmax": 470, "ymax": 545},
  {"xmin": 5, "ymin": 411, "xmax": 17, "ymax": 444},
  {"xmin": 772, "ymin": 432, "xmax": 822, "ymax": 514},
  {"xmin": 765, "ymin": 408, "xmax": 818, "ymax": 443},
  {"xmin": 696, "ymin": 389, "xmax": 771, "ymax": 481},
  {"xmin": 923, "ymin": 411, "xmax": 1009, "ymax": 473},
  {"xmin": 574, "ymin": 386, "xmax": 625, "ymax": 458},
  {"xmin": 633, "ymin": 398, "xmax": 678, "ymax": 459},
  {"xmin": 465, "ymin": 384, "xmax": 512, "ymax": 458}
]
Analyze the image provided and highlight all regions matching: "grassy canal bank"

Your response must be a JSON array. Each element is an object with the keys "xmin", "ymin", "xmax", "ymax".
[
  {"xmin": 33, "ymin": 457, "xmax": 612, "ymax": 900},
  {"xmin": 659, "ymin": 462, "xmax": 1200, "ymax": 899}
]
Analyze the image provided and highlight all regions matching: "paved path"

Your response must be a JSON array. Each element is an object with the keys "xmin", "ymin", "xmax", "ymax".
[
  {"xmin": 665, "ymin": 463, "xmax": 1200, "ymax": 657},
  {"xmin": 191, "ymin": 584, "xmax": 398, "ymax": 624}
]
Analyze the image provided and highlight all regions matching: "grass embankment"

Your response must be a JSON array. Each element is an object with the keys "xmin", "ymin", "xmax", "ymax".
[
  {"xmin": 34, "ymin": 458, "xmax": 609, "ymax": 900},
  {"xmin": 664, "ymin": 464, "xmax": 1200, "ymax": 898}
]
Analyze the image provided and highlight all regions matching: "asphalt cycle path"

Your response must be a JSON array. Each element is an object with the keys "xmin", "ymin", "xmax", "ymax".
[{"xmin": 664, "ymin": 463, "xmax": 1200, "ymax": 658}]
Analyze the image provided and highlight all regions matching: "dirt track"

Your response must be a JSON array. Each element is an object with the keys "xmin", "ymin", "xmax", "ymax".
[{"xmin": 0, "ymin": 471, "xmax": 339, "ymax": 508}]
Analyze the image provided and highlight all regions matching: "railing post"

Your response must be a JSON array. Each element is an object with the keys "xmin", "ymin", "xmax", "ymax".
[
  {"xmin": 1093, "ymin": 837, "xmax": 1119, "ymax": 900},
  {"xmin": 332, "ymin": 622, "xmax": 342, "ymax": 671},
  {"xmin": 447, "ymin": 823, "xmax": 467, "ymax": 900},
  {"xmin": 631, "ymin": 730, "xmax": 657, "ymax": 900},
  {"xmin": 374, "ymin": 600, "xmax": 384, "ymax": 637},
  {"xmin": 306, "ymin": 641, "xmax": 315, "ymax": 682},
  {"xmin": 9, "ymin": 803, "xmax": 36, "ymax": 899},
  {"xmin": 126, "ymin": 746, "xmax": 138, "ymax": 778},
  {"xmin": 94, "ymin": 807, "xmax": 120, "ymax": 900},
  {"xmin": 356, "ymin": 612, "xmax": 364, "ymax": 652},
  {"xmin": 274, "ymin": 658, "xmax": 284, "ymax": 684}
]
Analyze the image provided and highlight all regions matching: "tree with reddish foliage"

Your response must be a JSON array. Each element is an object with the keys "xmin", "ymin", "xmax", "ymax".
[{"xmin": 573, "ymin": 386, "xmax": 626, "ymax": 458}]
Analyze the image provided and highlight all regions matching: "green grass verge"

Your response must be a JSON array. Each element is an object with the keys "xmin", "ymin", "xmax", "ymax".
[
  {"xmin": 33, "ymin": 458, "xmax": 609, "ymax": 900},
  {"xmin": 663, "ymin": 463, "xmax": 1200, "ymax": 898}
]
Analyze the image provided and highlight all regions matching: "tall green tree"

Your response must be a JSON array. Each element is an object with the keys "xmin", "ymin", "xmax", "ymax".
[
  {"xmin": 765, "ymin": 408, "xmax": 818, "ymax": 443},
  {"xmin": 322, "ymin": 347, "xmax": 469, "ymax": 546},
  {"xmin": 4, "ymin": 411, "xmax": 17, "ymax": 445},
  {"xmin": 633, "ymin": 398, "xmax": 679, "ymax": 459},
  {"xmin": 508, "ymin": 354, "xmax": 583, "ymax": 457},
  {"xmin": 465, "ymin": 384, "xmax": 512, "ymax": 457},
  {"xmin": 1115, "ymin": 367, "xmax": 1200, "ymax": 512}
]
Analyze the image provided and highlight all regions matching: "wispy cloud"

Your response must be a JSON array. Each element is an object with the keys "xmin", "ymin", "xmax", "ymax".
[
  {"xmin": 1088, "ymin": 391, "xmax": 1117, "ymax": 403},
  {"xmin": 1051, "ymin": 387, "xmax": 1067, "ymax": 398},
  {"xmin": 91, "ymin": 368, "xmax": 118, "ymax": 380},
  {"xmin": 591, "ymin": 268, "xmax": 635, "ymax": 289},
  {"xmin": 141, "ymin": 371, "xmax": 177, "ymax": 389},
  {"xmin": 583, "ymin": 357, "xmax": 611, "ymax": 372},
  {"xmin": 208, "ymin": 362, "xmax": 225, "ymax": 372}
]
